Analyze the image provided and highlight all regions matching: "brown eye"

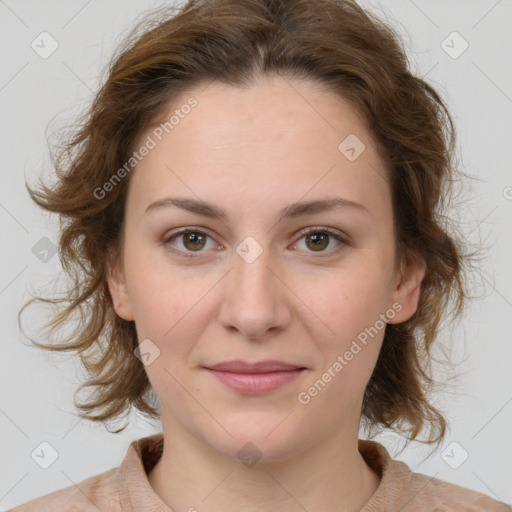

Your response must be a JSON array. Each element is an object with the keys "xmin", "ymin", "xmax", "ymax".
[
  {"xmin": 294, "ymin": 227, "xmax": 347, "ymax": 256},
  {"xmin": 163, "ymin": 228, "xmax": 218, "ymax": 258},
  {"xmin": 181, "ymin": 231, "xmax": 207, "ymax": 251},
  {"xmin": 305, "ymin": 231, "xmax": 329, "ymax": 251}
]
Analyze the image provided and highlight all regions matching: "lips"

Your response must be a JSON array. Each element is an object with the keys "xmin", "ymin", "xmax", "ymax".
[
  {"xmin": 204, "ymin": 360, "xmax": 305, "ymax": 373},
  {"xmin": 203, "ymin": 360, "xmax": 306, "ymax": 394}
]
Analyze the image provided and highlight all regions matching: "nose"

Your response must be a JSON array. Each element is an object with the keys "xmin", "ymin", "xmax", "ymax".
[{"xmin": 218, "ymin": 245, "xmax": 291, "ymax": 340}]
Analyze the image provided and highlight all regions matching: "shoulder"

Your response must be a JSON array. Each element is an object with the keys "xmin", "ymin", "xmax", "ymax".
[
  {"xmin": 403, "ymin": 470, "xmax": 511, "ymax": 511},
  {"xmin": 9, "ymin": 432, "xmax": 165, "ymax": 512},
  {"xmin": 9, "ymin": 466, "xmax": 122, "ymax": 512},
  {"xmin": 358, "ymin": 439, "xmax": 511, "ymax": 511}
]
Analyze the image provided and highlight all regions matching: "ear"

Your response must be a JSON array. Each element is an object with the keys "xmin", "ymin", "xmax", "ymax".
[
  {"xmin": 387, "ymin": 249, "xmax": 426, "ymax": 324},
  {"xmin": 106, "ymin": 248, "xmax": 135, "ymax": 322}
]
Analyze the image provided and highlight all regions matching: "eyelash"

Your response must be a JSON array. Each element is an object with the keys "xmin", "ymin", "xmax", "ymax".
[{"xmin": 161, "ymin": 226, "xmax": 349, "ymax": 259}]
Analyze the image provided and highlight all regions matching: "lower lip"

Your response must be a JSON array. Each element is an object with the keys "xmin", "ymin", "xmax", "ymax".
[{"xmin": 206, "ymin": 368, "xmax": 305, "ymax": 394}]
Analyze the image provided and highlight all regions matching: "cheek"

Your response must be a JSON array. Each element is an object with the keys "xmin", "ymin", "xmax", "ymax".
[
  {"xmin": 299, "ymin": 264, "xmax": 391, "ymax": 339},
  {"xmin": 124, "ymin": 241, "xmax": 185, "ymax": 327},
  {"xmin": 296, "ymin": 321, "xmax": 383, "ymax": 430},
  {"xmin": 299, "ymin": 284, "xmax": 386, "ymax": 413},
  {"xmin": 123, "ymin": 258, "xmax": 190, "ymax": 355},
  {"xmin": 295, "ymin": 265, "xmax": 389, "ymax": 386}
]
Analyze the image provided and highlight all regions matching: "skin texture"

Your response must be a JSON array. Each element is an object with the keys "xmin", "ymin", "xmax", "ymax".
[{"xmin": 107, "ymin": 75, "xmax": 426, "ymax": 512}]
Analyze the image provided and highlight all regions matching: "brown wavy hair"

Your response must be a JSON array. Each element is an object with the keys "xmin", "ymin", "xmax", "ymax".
[{"xmin": 19, "ymin": 0, "xmax": 480, "ymax": 446}]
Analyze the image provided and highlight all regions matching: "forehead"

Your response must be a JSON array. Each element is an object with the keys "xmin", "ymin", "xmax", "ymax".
[
  {"xmin": 162, "ymin": 75, "xmax": 372, "ymax": 153},
  {"xmin": 127, "ymin": 75, "xmax": 389, "ymax": 220}
]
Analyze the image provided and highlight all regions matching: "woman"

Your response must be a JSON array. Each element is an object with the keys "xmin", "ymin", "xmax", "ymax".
[{"xmin": 14, "ymin": 0, "xmax": 510, "ymax": 510}]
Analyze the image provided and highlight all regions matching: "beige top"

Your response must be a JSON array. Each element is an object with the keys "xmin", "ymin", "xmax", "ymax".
[{"xmin": 11, "ymin": 433, "xmax": 511, "ymax": 511}]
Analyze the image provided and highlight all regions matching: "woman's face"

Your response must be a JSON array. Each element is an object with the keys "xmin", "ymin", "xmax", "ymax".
[{"xmin": 108, "ymin": 75, "xmax": 425, "ymax": 461}]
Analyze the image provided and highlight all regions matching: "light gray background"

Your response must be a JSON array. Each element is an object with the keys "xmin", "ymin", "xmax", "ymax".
[{"xmin": 1, "ymin": 0, "xmax": 511, "ymax": 508}]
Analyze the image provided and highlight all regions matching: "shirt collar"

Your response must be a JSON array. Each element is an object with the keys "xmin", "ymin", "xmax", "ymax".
[{"xmin": 117, "ymin": 433, "xmax": 408, "ymax": 511}]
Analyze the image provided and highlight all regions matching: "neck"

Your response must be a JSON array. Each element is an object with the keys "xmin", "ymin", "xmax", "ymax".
[{"xmin": 148, "ymin": 419, "xmax": 381, "ymax": 512}]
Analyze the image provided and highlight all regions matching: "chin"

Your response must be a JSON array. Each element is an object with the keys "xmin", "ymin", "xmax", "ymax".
[{"xmin": 201, "ymin": 411, "xmax": 312, "ymax": 465}]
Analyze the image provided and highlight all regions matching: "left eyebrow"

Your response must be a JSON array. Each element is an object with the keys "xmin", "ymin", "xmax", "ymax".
[{"xmin": 143, "ymin": 196, "xmax": 370, "ymax": 221}]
